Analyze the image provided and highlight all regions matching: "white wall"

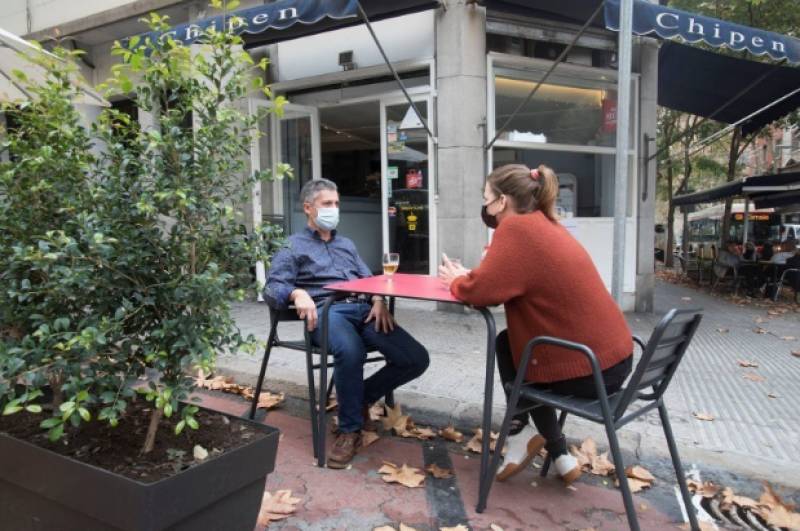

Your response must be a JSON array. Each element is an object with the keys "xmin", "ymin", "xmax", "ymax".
[
  {"xmin": 274, "ymin": 11, "xmax": 434, "ymax": 81},
  {"xmin": 2, "ymin": 0, "xmax": 141, "ymax": 35}
]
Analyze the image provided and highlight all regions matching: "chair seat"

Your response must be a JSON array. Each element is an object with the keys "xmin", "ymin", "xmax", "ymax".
[{"xmin": 516, "ymin": 385, "xmax": 622, "ymax": 423}]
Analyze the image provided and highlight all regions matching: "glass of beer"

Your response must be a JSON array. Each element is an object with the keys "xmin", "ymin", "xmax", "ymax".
[{"xmin": 383, "ymin": 252, "xmax": 400, "ymax": 279}]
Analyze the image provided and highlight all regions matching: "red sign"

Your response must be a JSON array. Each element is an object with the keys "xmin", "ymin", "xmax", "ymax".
[
  {"xmin": 405, "ymin": 169, "xmax": 423, "ymax": 189},
  {"xmin": 601, "ymin": 97, "xmax": 617, "ymax": 134}
]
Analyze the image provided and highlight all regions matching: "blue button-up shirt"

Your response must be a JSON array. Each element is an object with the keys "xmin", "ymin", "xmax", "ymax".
[{"xmin": 265, "ymin": 227, "xmax": 373, "ymax": 308}]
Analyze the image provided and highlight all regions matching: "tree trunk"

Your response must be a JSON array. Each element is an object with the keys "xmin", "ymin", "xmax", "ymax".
[
  {"xmin": 719, "ymin": 127, "xmax": 742, "ymax": 247},
  {"xmin": 142, "ymin": 407, "xmax": 163, "ymax": 455},
  {"xmin": 665, "ymin": 164, "xmax": 675, "ymax": 267}
]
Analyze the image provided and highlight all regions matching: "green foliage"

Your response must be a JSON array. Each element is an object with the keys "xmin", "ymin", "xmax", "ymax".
[{"xmin": 1, "ymin": 14, "xmax": 286, "ymax": 449}]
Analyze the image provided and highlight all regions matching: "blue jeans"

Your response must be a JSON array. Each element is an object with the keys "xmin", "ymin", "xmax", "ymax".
[{"xmin": 311, "ymin": 303, "xmax": 429, "ymax": 433}]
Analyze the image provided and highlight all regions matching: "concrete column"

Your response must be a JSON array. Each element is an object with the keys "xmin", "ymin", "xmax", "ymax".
[
  {"xmin": 435, "ymin": 1, "xmax": 487, "ymax": 277},
  {"xmin": 634, "ymin": 39, "xmax": 659, "ymax": 313}
]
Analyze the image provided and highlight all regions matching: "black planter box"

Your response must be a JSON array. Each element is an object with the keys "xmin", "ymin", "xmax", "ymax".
[{"xmin": 0, "ymin": 407, "xmax": 280, "ymax": 531}]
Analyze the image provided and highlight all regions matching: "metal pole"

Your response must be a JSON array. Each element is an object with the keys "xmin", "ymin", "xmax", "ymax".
[
  {"xmin": 612, "ymin": 0, "xmax": 633, "ymax": 304},
  {"xmin": 742, "ymin": 197, "xmax": 750, "ymax": 246}
]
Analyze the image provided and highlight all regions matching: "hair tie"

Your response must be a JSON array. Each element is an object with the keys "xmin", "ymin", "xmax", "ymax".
[{"xmin": 530, "ymin": 168, "xmax": 540, "ymax": 181}]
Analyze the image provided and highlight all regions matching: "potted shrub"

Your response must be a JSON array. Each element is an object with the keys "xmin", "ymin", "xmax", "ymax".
[{"xmin": 0, "ymin": 5, "xmax": 287, "ymax": 529}]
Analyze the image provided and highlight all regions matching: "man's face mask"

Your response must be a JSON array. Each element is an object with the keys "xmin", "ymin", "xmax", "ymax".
[{"xmin": 315, "ymin": 207, "xmax": 339, "ymax": 231}]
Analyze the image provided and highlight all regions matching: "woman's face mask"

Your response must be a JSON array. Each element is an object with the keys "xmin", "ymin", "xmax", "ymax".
[{"xmin": 481, "ymin": 197, "xmax": 501, "ymax": 229}]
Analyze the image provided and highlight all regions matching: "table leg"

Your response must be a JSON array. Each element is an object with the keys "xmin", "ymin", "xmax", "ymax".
[{"xmin": 476, "ymin": 307, "xmax": 497, "ymax": 513}]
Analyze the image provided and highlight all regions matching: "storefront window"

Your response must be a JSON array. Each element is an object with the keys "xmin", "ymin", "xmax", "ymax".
[{"xmin": 494, "ymin": 70, "xmax": 618, "ymax": 147}]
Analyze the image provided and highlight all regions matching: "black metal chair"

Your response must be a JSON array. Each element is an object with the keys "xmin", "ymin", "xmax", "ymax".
[
  {"xmin": 479, "ymin": 308, "xmax": 703, "ymax": 531},
  {"xmin": 772, "ymin": 266, "xmax": 799, "ymax": 302},
  {"xmin": 248, "ymin": 295, "xmax": 395, "ymax": 466}
]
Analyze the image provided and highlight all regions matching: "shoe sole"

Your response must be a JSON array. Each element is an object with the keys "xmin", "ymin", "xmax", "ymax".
[
  {"xmin": 496, "ymin": 434, "xmax": 546, "ymax": 482},
  {"xmin": 560, "ymin": 466, "xmax": 582, "ymax": 486}
]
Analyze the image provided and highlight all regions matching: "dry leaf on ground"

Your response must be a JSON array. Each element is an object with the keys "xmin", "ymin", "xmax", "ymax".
[
  {"xmin": 753, "ymin": 327, "xmax": 768, "ymax": 334},
  {"xmin": 463, "ymin": 428, "xmax": 502, "ymax": 454},
  {"xmin": 326, "ymin": 396, "xmax": 338, "ymax": 411},
  {"xmin": 373, "ymin": 527, "xmax": 395, "ymax": 531},
  {"xmin": 693, "ymin": 412, "xmax": 715, "ymax": 421},
  {"xmin": 625, "ymin": 465, "xmax": 655, "ymax": 483},
  {"xmin": 687, "ymin": 479, "xmax": 721, "ymax": 498},
  {"xmin": 716, "ymin": 328, "xmax": 729, "ymax": 333},
  {"xmin": 768, "ymin": 392, "xmax": 779, "ymax": 399},
  {"xmin": 720, "ymin": 487, "xmax": 759, "ymax": 511},
  {"xmin": 381, "ymin": 404, "xmax": 411, "ymax": 434},
  {"xmin": 257, "ymin": 391, "xmax": 285, "ymax": 410},
  {"xmin": 369, "ymin": 403, "xmax": 386, "ymax": 421},
  {"xmin": 439, "ymin": 526, "xmax": 469, "ymax": 531},
  {"xmin": 755, "ymin": 482, "xmax": 800, "ymax": 530},
  {"xmin": 792, "ymin": 350, "xmax": 800, "ymax": 358},
  {"xmin": 399, "ymin": 525, "xmax": 418, "ymax": 531},
  {"xmin": 378, "ymin": 462, "xmax": 425, "ymax": 488},
  {"xmin": 616, "ymin": 477, "xmax": 652, "ymax": 493},
  {"xmin": 257, "ymin": 490, "xmax": 301, "ymax": 526},
  {"xmin": 439, "ymin": 425, "xmax": 465, "ymax": 443},
  {"xmin": 193, "ymin": 445, "xmax": 209, "ymax": 462},
  {"xmin": 425, "ymin": 464, "xmax": 453, "ymax": 479},
  {"xmin": 570, "ymin": 438, "xmax": 615, "ymax": 476},
  {"xmin": 743, "ymin": 372, "xmax": 766, "ymax": 383},
  {"xmin": 362, "ymin": 431, "xmax": 380, "ymax": 448},
  {"xmin": 737, "ymin": 360, "xmax": 759, "ymax": 368},
  {"xmin": 490, "ymin": 524, "xmax": 505, "ymax": 531},
  {"xmin": 781, "ymin": 336, "xmax": 797, "ymax": 341}
]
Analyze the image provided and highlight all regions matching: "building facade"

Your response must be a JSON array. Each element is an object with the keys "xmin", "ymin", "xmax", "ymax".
[{"xmin": 3, "ymin": 0, "xmax": 659, "ymax": 311}]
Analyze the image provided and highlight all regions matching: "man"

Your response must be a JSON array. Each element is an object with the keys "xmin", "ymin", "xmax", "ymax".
[{"xmin": 265, "ymin": 178, "xmax": 429, "ymax": 468}]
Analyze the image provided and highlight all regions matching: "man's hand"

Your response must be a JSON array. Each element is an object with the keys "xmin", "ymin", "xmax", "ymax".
[
  {"xmin": 291, "ymin": 289, "xmax": 317, "ymax": 332},
  {"xmin": 364, "ymin": 298, "xmax": 395, "ymax": 334}
]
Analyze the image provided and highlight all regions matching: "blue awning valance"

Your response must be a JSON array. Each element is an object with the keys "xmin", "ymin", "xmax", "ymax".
[{"xmin": 604, "ymin": 0, "xmax": 800, "ymax": 64}]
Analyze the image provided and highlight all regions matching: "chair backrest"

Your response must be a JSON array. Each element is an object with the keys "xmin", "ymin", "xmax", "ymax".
[{"xmin": 614, "ymin": 308, "xmax": 703, "ymax": 418}]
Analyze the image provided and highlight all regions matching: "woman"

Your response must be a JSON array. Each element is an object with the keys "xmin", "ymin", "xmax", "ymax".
[{"xmin": 439, "ymin": 164, "xmax": 633, "ymax": 484}]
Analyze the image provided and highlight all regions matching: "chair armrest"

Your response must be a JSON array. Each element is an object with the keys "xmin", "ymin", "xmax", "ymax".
[{"xmin": 632, "ymin": 335, "xmax": 646, "ymax": 352}]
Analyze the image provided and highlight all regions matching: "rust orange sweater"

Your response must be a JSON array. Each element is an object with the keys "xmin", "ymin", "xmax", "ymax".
[{"xmin": 451, "ymin": 212, "xmax": 632, "ymax": 383}]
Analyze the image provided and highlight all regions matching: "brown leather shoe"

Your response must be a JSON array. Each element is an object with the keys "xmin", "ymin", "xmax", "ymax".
[{"xmin": 327, "ymin": 431, "xmax": 361, "ymax": 469}]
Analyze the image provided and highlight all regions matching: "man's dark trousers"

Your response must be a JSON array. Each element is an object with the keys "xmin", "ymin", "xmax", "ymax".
[{"xmin": 310, "ymin": 302, "xmax": 429, "ymax": 433}]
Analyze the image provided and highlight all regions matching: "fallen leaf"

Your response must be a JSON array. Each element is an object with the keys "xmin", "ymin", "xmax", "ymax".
[
  {"xmin": 425, "ymin": 463, "xmax": 453, "ymax": 479},
  {"xmin": 716, "ymin": 328, "xmax": 729, "ymax": 333},
  {"xmin": 616, "ymin": 477, "xmax": 652, "ymax": 493},
  {"xmin": 373, "ymin": 527, "xmax": 395, "ymax": 531},
  {"xmin": 369, "ymin": 403, "xmax": 385, "ymax": 421},
  {"xmin": 403, "ymin": 425, "xmax": 437, "ymax": 440},
  {"xmin": 490, "ymin": 525, "xmax": 505, "ymax": 531},
  {"xmin": 768, "ymin": 392, "xmax": 779, "ymax": 399},
  {"xmin": 792, "ymin": 350, "xmax": 800, "ymax": 358},
  {"xmin": 625, "ymin": 465, "xmax": 655, "ymax": 483},
  {"xmin": 743, "ymin": 372, "xmax": 766, "ymax": 383},
  {"xmin": 362, "ymin": 431, "xmax": 380, "ymax": 447},
  {"xmin": 439, "ymin": 425, "xmax": 465, "ymax": 443},
  {"xmin": 257, "ymin": 391, "xmax": 285, "ymax": 410},
  {"xmin": 400, "ymin": 525, "xmax": 418, "ymax": 531},
  {"xmin": 693, "ymin": 412, "xmax": 715, "ymax": 421},
  {"xmin": 378, "ymin": 462, "xmax": 425, "ymax": 488},
  {"xmin": 781, "ymin": 336, "xmax": 797, "ymax": 341},
  {"xmin": 193, "ymin": 445, "xmax": 209, "ymax": 462},
  {"xmin": 326, "ymin": 396, "xmax": 338, "ymax": 411},
  {"xmin": 463, "ymin": 428, "xmax": 502, "ymax": 454},
  {"xmin": 439, "ymin": 526, "xmax": 469, "ymax": 531},
  {"xmin": 753, "ymin": 327, "xmax": 768, "ymax": 334},
  {"xmin": 687, "ymin": 479, "xmax": 721, "ymax": 498},
  {"xmin": 570, "ymin": 438, "xmax": 615, "ymax": 476},
  {"xmin": 257, "ymin": 490, "xmax": 301, "ymax": 526},
  {"xmin": 720, "ymin": 487, "xmax": 759, "ymax": 511},
  {"xmin": 381, "ymin": 404, "xmax": 411, "ymax": 434},
  {"xmin": 737, "ymin": 360, "xmax": 759, "ymax": 368}
]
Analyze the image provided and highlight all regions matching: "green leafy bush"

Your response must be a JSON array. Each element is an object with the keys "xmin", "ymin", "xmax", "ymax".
[{"xmin": 1, "ymin": 6, "xmax": 286, "ymax": 453}]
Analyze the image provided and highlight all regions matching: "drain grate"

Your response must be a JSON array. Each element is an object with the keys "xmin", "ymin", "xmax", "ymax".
[{"xmin": 699, "ymin": 496, "xmax": 779, "ymax": 531}]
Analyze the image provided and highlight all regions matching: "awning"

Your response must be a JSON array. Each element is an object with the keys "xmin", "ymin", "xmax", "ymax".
[
  {"xmin": 673, "ymin": 172, "xmax": 800, "ymax": 207},
  {"xmin": 604, "ymin": 0, "xmax": 800, "ymax": 64},
  {"xmin": 133, "ymin": 0, "xmax": 440, "ymax": 48},
  {"xmin": 658, "ymin": 41, "xmax": 800, "ymax": 136}
]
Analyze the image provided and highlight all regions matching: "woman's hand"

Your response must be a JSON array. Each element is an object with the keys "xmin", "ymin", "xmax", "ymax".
[{"xmin": 438, "ymin": 254, "xmax": 470, "ymax": 288}]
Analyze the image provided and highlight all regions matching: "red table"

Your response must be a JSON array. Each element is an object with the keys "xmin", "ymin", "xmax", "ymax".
[{"xmin": 321, "ymin": 273, "xmax": 497, "ymax": 512}]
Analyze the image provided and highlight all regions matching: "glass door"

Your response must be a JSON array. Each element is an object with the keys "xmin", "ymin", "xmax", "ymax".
[{"xmin": 381, "ymin": 97, "xmax": 435, "ymax": 275}]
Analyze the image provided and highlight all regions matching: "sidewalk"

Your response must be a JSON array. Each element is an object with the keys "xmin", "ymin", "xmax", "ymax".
[
  {"xmin": 196, "ymin": 390, "xmax": 679, "ymax": 530},
  {"xmin": 218, "ymin": 279, "xmax": 800, "ymax": 489}
]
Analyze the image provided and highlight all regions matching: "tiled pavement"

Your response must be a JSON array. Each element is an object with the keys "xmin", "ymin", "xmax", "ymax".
[
  {"xmin": 218, "ymin": 279, "xmax": 800, "ymax": 488},
  {"xmin": 196, "ymin": 391, "xmax": 679, "ymax": 531}
]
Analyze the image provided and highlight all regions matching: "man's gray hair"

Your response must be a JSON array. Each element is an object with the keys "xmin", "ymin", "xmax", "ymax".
[{"xmin": 300, "ymin": 178, "xmax": 338, "ymax": 205}]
